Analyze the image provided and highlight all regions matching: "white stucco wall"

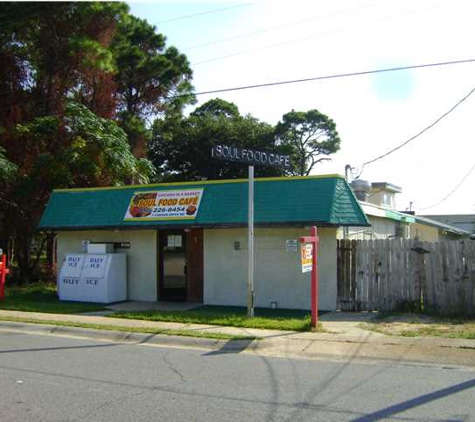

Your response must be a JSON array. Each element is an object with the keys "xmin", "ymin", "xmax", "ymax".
[
  {"xmin": 203, "ymin": 227, "xmax": 337, "ymax": 311},
  {"xmin": 57, "ymin": 230, "xmax": 157, "ymax": 301}
]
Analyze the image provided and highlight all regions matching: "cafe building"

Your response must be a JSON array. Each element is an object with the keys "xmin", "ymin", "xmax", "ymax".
[{"xmin": 39, "ymin": 175, "xmax": 369, "ymax": 311}]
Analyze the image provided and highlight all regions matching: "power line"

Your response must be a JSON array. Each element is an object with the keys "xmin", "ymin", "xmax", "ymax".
[
  {"xmin": 183, "ymin": 1, "xmax": 379, "ymax": 51},
  {"xmin": 354, "ymin": 84, "xmax": 475, "ymax": 179},
  {"xmin": 1, "ymin": 58, "xmax": 475, "ymax": 114},
  {"xmin": 174, "ymin": 58, "xmax": 475, "ymax": 98},
  {"xmin": 191, "ymin": 2, "xmax": 446, "ymax": 66},
  {"xmin": 415, "ymin": 162, "xmax": 475, "ymax": 211},
  {"xmin": 156, "ymin": 3, "xmax": 254, "ymax": 24}
]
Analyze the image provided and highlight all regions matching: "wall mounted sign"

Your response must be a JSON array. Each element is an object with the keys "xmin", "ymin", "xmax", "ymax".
[
  {"xmin": 211, "ymin": 145, "xmax": 291, "ymax": 169},
  {"xmin": 285, "ymin": 239, "xmax": 298, "ymax": 252},
  {"xmin": 81, "ymin": 240, "xmax": 89, "ymax": 253},
  {"xmin": 124, "ymin": 189, "xmax": 203, "ymax": 221},
  {"xmin": 87, "ymin": 242, "xmax": 131, "ymax": 249},
  {"xmin": 114, "ymin": 242, "xmax": 130, "ymax": 249}
]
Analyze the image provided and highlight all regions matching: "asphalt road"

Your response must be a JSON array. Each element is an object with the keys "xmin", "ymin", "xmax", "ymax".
[{"xmin": 0, "ymin": 330, "xmax": 474, "ymax": 422}]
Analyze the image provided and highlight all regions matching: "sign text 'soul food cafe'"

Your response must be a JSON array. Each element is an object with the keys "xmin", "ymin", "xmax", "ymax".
[{"xmin": 124, "ymin": 189, "xmax": 204, "ymax": 221}]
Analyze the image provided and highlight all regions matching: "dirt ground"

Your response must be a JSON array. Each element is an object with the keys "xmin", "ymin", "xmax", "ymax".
[{"xmin": 363, "ymin": 314, "xmax": 475, "ymax": 339}]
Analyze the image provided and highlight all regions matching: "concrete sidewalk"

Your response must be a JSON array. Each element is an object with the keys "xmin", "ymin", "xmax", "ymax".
[{"xmin": 0, "ymin": 309, "xmax": 474, "ymax": 368}]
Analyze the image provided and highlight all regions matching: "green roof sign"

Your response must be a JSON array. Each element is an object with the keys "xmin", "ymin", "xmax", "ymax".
[
  {"xmin": 39, "ymin": 175, "xmax": 369, "ymax": 230},
  {"xmin": 124, "ymin": 189, "xmax": 204, "ymax": 221}
]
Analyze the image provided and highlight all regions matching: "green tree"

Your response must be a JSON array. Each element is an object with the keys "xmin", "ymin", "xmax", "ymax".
[
  {"xmin": 275, "ymin": 109, "xmax": 341, "ymax": 176},
  {"xmin": 113, "ymin": 15, "xmax": 194, "ymax": 116},
  {"xmin": 0, "ymin": 146, "xmax": 17, "ymax": 182},
  {"xmin": 63, "ymin": 103, "xmax": 155, "ymax": 186},
  {"xmin": 0, "ymin": 2, "xmax": 127, "ymax": 118},
  {"xmin": 150, "ymin": 99, "xmax": 289, "ymax": 181},
  {"xmin": 0, "ymin": 3, "xmax": 174, "ymax": 282},
  {"xmin": 3, "ymin": 103, "xmax": 153, "ymax": 282},
  {"xmin": 112, "ymin": 15, "xmax": 194, "ymax": 157},
  {"xmin": 190, "ymin": 98, "xmax": 239, "ymax": 118},
  {"xmin": 0, "ymin": 2, "xmax": 127, "ymax": 282}
]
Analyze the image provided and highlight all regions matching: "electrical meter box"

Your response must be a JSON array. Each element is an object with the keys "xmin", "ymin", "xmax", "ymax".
[{"xmin": 58, "ymin": 253, "xmax": 126, "ymax": 303}]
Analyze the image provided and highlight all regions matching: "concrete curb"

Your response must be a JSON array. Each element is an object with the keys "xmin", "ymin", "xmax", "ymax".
[
  {"xmin": 1, "ymin": 320, "xmax": 474, "ymax": 368},
  {"xmin": 0, "ymin": 321, "xmax": 258, "ymax": 352}
]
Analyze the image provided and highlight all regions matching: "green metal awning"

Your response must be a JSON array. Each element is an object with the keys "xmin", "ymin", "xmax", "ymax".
[{"xmin": 39, "ymin": 175, "xmax": 370, "ymax": 230}]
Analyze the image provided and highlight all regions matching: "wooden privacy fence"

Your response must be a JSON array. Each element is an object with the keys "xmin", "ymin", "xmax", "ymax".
[{"xmin": 337, "ymin": 239, "xmax": 475, "ymax": 315}]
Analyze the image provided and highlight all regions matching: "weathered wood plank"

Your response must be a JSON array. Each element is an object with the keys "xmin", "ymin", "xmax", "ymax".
[
  {"xmin": 351, "ymin": 240, "xmax": 358, "ymax": 311},
  {"xmin": 355, "ymin": 239, "xmax": 365, "ymax": 311},
  {"xmin": 453, "ymin": 240, "xmax": 463, "ymax": 313},
  {"xmin": 410, "ymin": 240, "xmax": 420, "ymax": 306},
  {"xmin": 377, "ymin": 239, "xmax": 387, "ymax": 311},
  {"xmin": 394, "ymin": 239, "xmax": 403, "ymax": 309},
  {"xmin": 425, "ymin": 241, "xmax": 436, "ymax": 313},
  {"xmin": 439, "ymin": 241, "xmax": 449, "ymax": 313},
  {"xmin": 366, "ymin": 240, "xmax": 374, "ymax": 311},
  {"xmin": 336, "ymin": 240, "xmax": 344, "ymax": 310},
  {"xmin": 466, "ymin": 240, "xmax": 475, "ymax": 315}
]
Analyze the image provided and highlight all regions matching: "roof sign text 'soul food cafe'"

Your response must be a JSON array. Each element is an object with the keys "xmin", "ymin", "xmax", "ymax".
[
  {"xmin": 124, "ymin": 189, "xmax": 204, "ymax": 221},
  {"xmin": 211, "ymin": 145, "xmax": 291, "ymax": 168}
]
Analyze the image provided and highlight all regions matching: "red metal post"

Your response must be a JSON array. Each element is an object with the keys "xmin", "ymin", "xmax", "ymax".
[
  {"xmin": 0, "ymin": 253, "xmax": 9, "ymax": 300},
  {"xmin": 311, "ymin": 226, "xmax": 319, "ymax": 328},
  {"xmin": 300, "ymin": 226, "xmax": 319, "ymax": 329}
]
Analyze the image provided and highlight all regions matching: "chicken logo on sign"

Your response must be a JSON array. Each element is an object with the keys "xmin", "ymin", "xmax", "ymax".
[{"xmin": 128, "ymin": 192, "xmax": 157, "ymax": 218}]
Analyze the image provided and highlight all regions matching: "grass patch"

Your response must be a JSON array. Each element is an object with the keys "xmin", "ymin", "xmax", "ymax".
[
  {"xmin": 0, "ymin": 283, "xmax": 106, "ymax": 314},
  {"xmin": 363, "ymin": 313, "xmax": 475, "ymax": 339},
  {"xmin": 0, "ymin": 285, "xmax": 323, "ymax": 333},
  {"xmin": 110, "ymin": 305, "xmax": 323, "ymax": 332},
  {"xmin": 0, "ymin": 316, "xmax": 257, "ymax": 341}
]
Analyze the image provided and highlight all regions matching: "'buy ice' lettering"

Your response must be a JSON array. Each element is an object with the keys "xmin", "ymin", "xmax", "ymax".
[{"xmin": 89, "ymin": 257, "xmax": 105, "ymax": 268}]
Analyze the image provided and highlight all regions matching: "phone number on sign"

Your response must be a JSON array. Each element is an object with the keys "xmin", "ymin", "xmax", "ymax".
[{"xmin": 153, "ymin": 206, "xmax": 186, "ymax": 214}]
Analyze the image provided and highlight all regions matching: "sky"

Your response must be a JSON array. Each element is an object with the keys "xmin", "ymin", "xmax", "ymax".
[{"xmin": 128, "ymin": 0, "xmax": 475, "ymax": 216}]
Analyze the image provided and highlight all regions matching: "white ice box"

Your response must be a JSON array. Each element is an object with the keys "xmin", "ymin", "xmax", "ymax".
[{"xmin": 58, "ymin": 253, "xmax": 127, "ymax": 303}]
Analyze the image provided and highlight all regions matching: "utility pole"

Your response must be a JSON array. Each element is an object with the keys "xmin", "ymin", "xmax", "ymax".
[
  {"xmin": 211, "ymin": 145, "xmax": 291, "ymax": 318},
  {"xmin": 247, "ymin": 165, "xmax": 254, "ymax": 317}
]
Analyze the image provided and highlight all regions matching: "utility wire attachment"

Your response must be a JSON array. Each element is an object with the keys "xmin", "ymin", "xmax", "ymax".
[
  {"xmin": 355, "ymin": 84, "xmax": 475, "ymax": 179},
  {"xmin": 415, "ymin": 161, "xmax": 475, "ymax": 211}
]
